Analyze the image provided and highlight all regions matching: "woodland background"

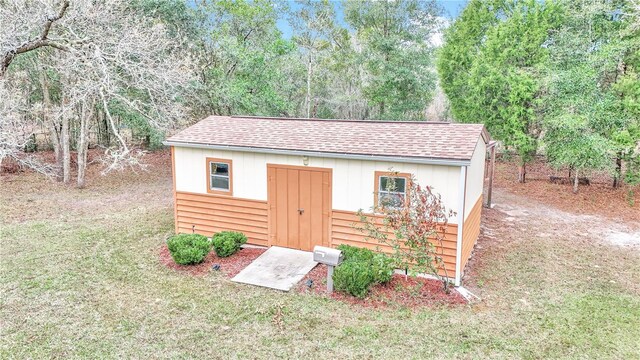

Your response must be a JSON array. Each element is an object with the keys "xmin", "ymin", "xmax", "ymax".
[{"xmin": 1, "ymin": 0, "xmax": 638, "ymax": 192}]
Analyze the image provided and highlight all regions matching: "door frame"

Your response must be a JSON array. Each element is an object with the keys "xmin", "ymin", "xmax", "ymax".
[{"xmin": 266, "ymin": 163, "xmax": 332, "ymax": 250}]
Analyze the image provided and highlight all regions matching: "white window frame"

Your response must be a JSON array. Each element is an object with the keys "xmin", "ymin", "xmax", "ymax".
[{"xmin": 375, "ymin": 172, "xmax": 409, "ymax": 209}]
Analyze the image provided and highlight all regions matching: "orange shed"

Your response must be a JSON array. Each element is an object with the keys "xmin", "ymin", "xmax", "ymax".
[{"xmin": 164, "ymin": 116, "xmax": 491, "ymax": 286}]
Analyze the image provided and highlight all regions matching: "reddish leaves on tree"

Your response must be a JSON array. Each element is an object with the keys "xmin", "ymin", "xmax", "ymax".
[{"xmin": 357, "ymin": 172, "xmax": 456, "ymax": 292}]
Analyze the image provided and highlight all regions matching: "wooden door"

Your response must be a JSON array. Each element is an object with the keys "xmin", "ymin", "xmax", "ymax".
[{"xmin": 267, "ymin": 164, "xmax": 331, "ymax": 251}]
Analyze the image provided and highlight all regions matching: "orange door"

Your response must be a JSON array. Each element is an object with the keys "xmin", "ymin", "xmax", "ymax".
[{"xmin": 267, "ymin": 164, "xmax": 331, "ymax": 251}]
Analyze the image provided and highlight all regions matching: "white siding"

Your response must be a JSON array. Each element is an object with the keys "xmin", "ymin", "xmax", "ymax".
[
  {"xmin": 174, "ymin": 146, "xmax": 463, "ymax": 223},
  {"xmin": 464, "ymin": 138, "xmax": 486, "ymax": 220}
]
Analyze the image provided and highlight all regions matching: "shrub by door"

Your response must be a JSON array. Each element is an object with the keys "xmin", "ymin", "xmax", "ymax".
[{"xmin": 267, "ymin": 164, "xmax": 331, "ymax": 251}]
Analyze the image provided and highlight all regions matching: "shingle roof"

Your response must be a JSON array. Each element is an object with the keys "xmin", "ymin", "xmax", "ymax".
[{"xmin": 166, "ymin": 116, "xmax": 490, "ymax": 162}]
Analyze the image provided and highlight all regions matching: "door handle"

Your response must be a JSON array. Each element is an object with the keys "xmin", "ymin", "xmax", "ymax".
[{"xmin": 298, "ymin": 208, "xmax": 304, "ymax": 215}]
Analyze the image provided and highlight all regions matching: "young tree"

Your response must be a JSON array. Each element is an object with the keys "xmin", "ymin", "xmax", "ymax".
[
  {"xmin": 319, "ymin": 33, "xmax": 370, "ymax": 119},
  {"xmin": 544, "ymin": 115, "xmax": 612, "ymax": 193},
  {"xmin": 356, "ymin": 173, "xmax": 455, "ymax": 292},
  {"xmin": 438, "ymin": 0, "xmax": 562, "ymax": 182},
  {"xmin": 344, "ymin": 0, "xmax": 442, "ymax": 120}
]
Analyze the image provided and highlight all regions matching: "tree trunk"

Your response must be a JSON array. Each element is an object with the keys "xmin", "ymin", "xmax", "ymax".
[
  {"xmin": 40, "ymin": 71, "xmax": 64, "ymax": 181},
  {"xmin": 62, "ymin": 98, "xmax": 71, "ymax": 183},
  {"xmin": 97, "ymin": 109, "xmax": 110, "ymax": 147},
  {"xmin": 518, "ymin": 163, "xmax": 526, "ymax": 183},
  {"xmin": 306, "ymin": 55, "xmax": 312, "ymax": 118},
  {"xmin": 613, "ymin": 154, "xmax": 622, "ymax": 188},
  {"xmin": 77, "ymin": 100, "xmax": 92, "ymax": 188},
  {"xmin": 573, "ymin": 169, "xmax": 579, "ymax": 193}
]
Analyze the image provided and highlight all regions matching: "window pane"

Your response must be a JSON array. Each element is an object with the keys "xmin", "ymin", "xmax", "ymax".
[
  {"xmin": 379, "ymin": 192, "xmax": 405, "ymax": 208},
  {"xmin": 380, "ymin": 176, "xmax": 406, "ymax": 192},
  {"xmin": 211, "ymin": 175, "xmax": 229, "ymax": 190},
  {"xmin": 211, "ymin": 162, "xmax": 229, "ymax": 176},
  {"xmin": 395, "ymin": 178, "xmax": 406, "ymax": 192},
  {"xmin": 380, "ymin": 176, "xmax": 389, "ymax": 191}
]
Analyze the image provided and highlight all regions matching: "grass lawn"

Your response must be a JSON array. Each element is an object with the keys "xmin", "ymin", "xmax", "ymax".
[{"xmin": 1, "ymin": 153, "xmax": 639, "ymax": 358}]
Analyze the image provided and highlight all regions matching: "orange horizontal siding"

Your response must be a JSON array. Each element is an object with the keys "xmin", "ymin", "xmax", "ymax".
[
  {"xmin": 171, "ymin": 191, "xmax": 481, "ymax": 281},
  {"xmin": 330, "ymin": 209, "xmax": 458, "ymax": 278},
  {"xmin": 175, "ymin": 191, "xmax": 268, "ymax": 246},
  {"xmin": 460, "ymin": 196, "xmax": 482, "ymax": 274},
  {"xmin": 176, "ymin": 192, "xmax": 268, "ymax": 210}
]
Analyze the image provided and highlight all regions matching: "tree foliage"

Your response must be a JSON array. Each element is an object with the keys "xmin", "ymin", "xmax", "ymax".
[
  {"xmin": 195, "ymin": 0, "xmax": 297, "ymax": 117},
  {"xmin": 2, "ymin": 0, "xmax": 638, "ymax": 193},
  {"xmin": 439, "ymin": 0, "xmax": 639, "ymax": 189},
  {"xmin": 438, "ymin": 0, "xmax": 562, "ymax": 180},
  {"xmin": 0, "ymin": 0, "xmax": 194, "ymax": 185},
  {"xmin": 542, "ymin": 0, "xmax": 640, "ymax": 188},
  {"xmin": 345, "ymin": 0, "xmax": 442, "ymax": 120}
]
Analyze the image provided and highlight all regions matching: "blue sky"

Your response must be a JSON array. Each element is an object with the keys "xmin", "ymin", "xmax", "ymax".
[{"xmin": 276, "ymin": 0, "xmax": 469, "ymax": 38}]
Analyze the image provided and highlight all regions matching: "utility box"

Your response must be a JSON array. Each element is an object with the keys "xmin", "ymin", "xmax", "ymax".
[
  {"xmin": 313, "ymin": 246, "xmax": 343, "ymax": 293},
  {"xmin": 313, "ymin": 246, "xmax": 343, "ymax": 266}
]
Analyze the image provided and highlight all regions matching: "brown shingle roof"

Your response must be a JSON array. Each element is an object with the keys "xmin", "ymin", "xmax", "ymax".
[{"xmin": 166, "ymin": 116, "xmax": 489, "ymax": 162}]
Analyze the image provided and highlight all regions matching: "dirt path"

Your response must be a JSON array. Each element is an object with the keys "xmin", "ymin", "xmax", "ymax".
[
  {"xmin": 489, "ymin": 189, "xmax": 640, "ymax": 249},
  {"xmin": 463, "ymin": 187, "xmax": 640, "ymax": 303}
]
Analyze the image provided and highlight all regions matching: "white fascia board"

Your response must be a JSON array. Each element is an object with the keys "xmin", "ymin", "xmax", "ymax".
[{"xmin": 163, "ymin": 141, "xmax": 472, "ymax": 167}]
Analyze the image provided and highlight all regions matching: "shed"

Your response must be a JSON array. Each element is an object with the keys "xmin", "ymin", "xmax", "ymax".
[{"xmin": 164, "ymin": 116, "xmax": 492, "ymax": 286}]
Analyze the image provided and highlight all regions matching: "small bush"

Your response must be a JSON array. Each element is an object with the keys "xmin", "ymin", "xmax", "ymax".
[
  {"xmin": 333, "ymin": 260, "xmax": 375, "ymax": 298},
  {"xmin": 167, "ymin": 233, "xmax": 211, "ymax": 265},
  {"xmin": 212, "ymin": 231, "xmax": 247, "ymax": 257},
  {"xmin": 337, "ymin": 244, "xmax": 374, "ymax": 262},
  {"xmin": 371, "ymin": 253, "xmax": 394, "ymax": 284},
  {"xmin": 333, "ymin": 245, "xmax": 395, "ymax": 298}
]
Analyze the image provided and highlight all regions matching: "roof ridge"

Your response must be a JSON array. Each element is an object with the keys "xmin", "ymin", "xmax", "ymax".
[{"xmin": 228, "ymin": 115, "xmax": 455, "ymax": 125}]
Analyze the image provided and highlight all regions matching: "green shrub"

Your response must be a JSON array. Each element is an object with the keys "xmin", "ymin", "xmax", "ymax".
[
  {"xmin": 167, "ymin": 233, "xmax": 211, "ymax": 265},
  {"xmin": 337, "ymin": 244, "xmax": 374, "ymax": 262},
  {"xmin": 212, "ymin": 231, "xmax": 247, "ymax": 257},
  {"xmin": 333, "ymin": 260, "xmax": 375, "ymax": 298},
  {"xmin": 371, "ymin": 253, "xmax": 394, "ymax": 284},
  {"xmin": 333, "ymin": 245, "xmax": 395, "ymax": 298}
]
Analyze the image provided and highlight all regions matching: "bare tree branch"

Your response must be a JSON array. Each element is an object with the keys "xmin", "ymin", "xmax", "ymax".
[
  {"xmin": 1, "ymin": 0, "xmax": 194, "ymax": 180},
  {"xmin": 0, "ymin": 0, "xmax": 70, "ymax": 77}
]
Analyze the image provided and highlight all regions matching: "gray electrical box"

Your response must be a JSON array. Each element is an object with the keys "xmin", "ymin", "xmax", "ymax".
[{"xmin": 313, "ymin": 246, "xmax": 343, "ymax": 266}]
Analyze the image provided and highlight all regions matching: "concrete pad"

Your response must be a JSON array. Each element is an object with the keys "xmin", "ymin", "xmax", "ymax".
[{"xmin": 231, "ymin": 246, "xmax": 317, "ymax": 291}]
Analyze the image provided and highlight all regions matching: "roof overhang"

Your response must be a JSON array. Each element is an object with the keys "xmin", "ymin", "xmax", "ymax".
[
  {"xmin": 163, "ymin": 140, "xmax": 472, "ymax": 167},
  {"xmin": 480, "ymin": 127, "xmax": 491, "ymax": 144}
]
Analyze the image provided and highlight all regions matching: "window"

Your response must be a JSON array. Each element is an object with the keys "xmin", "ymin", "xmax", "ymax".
[
  {"xmin": 374, "ymin": 171, "xmax": 410, "ymax": 209},
  {"xmin": 206, "ymin": 158, "xmax": 232, "ymax": 195}
]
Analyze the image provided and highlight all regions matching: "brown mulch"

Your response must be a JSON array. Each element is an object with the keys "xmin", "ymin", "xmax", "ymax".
[
  {"xmin": 296, "ymin": 264, "xmax": 467, "ymax": 309},
  {"xmin": 159, "ymin": 245, "xmax": 466, "ymax": 307},
  {"xmin": 159, "ymin": 245, "xmax": 266, "ymax": 277},
  {"xmin": 494, "ymin": 159, "xmax": 640, "ymax": 226}
]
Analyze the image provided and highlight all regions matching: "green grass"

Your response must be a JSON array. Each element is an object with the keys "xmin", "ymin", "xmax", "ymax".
[{"xmin": 1, "ymin": 175, "xmax": 639, "ymax": 358}]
